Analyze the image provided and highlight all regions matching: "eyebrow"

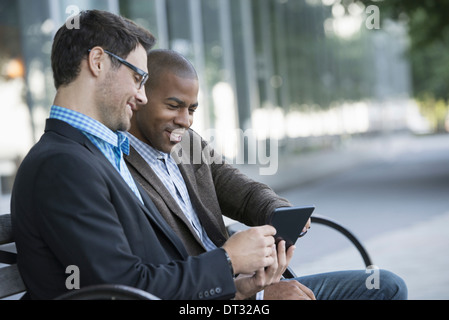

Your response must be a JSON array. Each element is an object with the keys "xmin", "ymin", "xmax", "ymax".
[{"xmin": 166, "ymin": 97, "xmax": 198, "ymax": 108}]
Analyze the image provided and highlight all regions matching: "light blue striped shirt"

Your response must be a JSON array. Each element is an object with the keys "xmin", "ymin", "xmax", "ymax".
[
  {"xmin": 127, "ymin": 132, "xmax": 217, "ymax": 251},
  {"xmin": 49, "ymin": 105, "xmax": 143, "ymax": 203}
]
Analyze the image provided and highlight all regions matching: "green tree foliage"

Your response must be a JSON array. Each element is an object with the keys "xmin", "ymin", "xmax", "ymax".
[
  {"xmin": 372, "ymin": 0, "xmax": 449, "ymax": 49},
  {"xmin": 354, "ymin": 0, "xmax": 449, "ymax": 130}
]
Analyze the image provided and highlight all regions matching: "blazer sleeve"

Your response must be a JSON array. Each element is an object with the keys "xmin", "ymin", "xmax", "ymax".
[
  {"xmin": 197, "ymin": 134, "xmax": 292, "ymax": 226},
  {"xmin": 29, "ymin": 151, "xmax": 235, "ymax": 300}
]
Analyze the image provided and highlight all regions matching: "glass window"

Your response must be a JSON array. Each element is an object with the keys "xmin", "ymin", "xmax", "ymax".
[
  {"xmin": 119, "ymin": 0, "xmax": 159, "ymax": 44},
  {"xmin": 0, "ymin": 0, "xmax": 33, "ymax": 195},
  {"xmin": 201, "ymin": 0, "xmax": 222, "ymax": 127},
  {"xmin": 166, "ymin": 0, "xmax": 193, "ymax": 60},
  {"xmin": 0, "ymin": 0, "xmax": 31, "ymax": 206}
]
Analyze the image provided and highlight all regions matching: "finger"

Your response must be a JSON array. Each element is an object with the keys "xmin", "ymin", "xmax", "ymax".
[
  {"xmin": 265, "ymin": 244, "xmax": 276, "ymax": 259},
  {"xmin": 266, "ymin": 245, "xmax": 278, "ymax": 275},
  {"xmin": 285, "ymin": 244, "xmax": 295, "ymax": 265},
  {"xmin": 262, "ymin": 234, "xmax": 275, "ymax": 248},
  {"xmin": 268, "ymin": 241, "xmax": 286, "ymax": 280},
  {"xmin": 302, "ymin": 218, "xmax": 311, "ymax": 233},
  {"xmin": 271, "ymin": 244, "xmax": 277, "ymax": 258},
  {"xmin": 253, "ymin": 268, "xmax": 266, "ymax": 287},
  {"xmin": 276, "ymin": 241, "xmax": 287, "ymax": 270},
  {"xmin": 276, "ymin": 243, "xmax": 295, "ymax": 278},
  {"xmin": 263, "ymin": 254, "xmax": 276, "ymax": 269},
  {"xmin": 259, "ymin": 224, "xmax": 277, "ymax": 236}
]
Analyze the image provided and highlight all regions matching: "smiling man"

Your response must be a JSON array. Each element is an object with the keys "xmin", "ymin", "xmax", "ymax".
[
  {"xmin": 126, "ymin": 49, "xmax": 312, "ymax": 299},
  {"xmin": 129, "ymin": 53, "xmax": 198, "ymax": 154},
  {"xmin": 125, "ymin": 49, "xmax": 408, "ymax": 300}
]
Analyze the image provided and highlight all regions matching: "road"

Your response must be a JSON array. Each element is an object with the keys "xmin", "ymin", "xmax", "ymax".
[{"xmin": 273, "ymin": 133, "xmax": 449, "ymax": 299}]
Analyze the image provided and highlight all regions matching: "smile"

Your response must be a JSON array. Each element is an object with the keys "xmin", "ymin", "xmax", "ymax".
[{"xmin": 169, "ymin": 128, "xmax": 186, "ymax": 142}]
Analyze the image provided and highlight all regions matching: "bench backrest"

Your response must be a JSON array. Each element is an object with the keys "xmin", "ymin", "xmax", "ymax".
[{"xmin": 0, "ymin": 214, "xmax": 26, "ymax": 299}]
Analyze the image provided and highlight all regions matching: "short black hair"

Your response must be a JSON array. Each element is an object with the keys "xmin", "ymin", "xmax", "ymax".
[
  {"xmin": 51, "ymin": 10, "xmax": 156, "ymax": 89},
  {"xmin": 146, "ymin": 49, "xmax": 198, "ymax": 93}
]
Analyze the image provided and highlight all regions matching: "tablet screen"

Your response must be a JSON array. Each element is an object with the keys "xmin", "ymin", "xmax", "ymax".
[{"xmin": 269, "ymin": 206, "xmax": 315, "ymax": 248}]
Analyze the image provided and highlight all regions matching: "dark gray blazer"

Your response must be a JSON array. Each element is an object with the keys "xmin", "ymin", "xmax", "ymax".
[
  {"xmin": 11, "ymin": 119, "xmax": 235, "ymax": 300},
  {"xmin": 125, "ymin": 129, "xmax": 291, "ymax": 256}
]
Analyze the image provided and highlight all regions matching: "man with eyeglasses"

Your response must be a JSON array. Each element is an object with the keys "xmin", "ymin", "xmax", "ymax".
[{"xmin": 11, "ymin": 10, "xmax": 278, "ymax": 300}]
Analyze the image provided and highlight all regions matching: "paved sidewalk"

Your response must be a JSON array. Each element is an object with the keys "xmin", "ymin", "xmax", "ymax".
[
  {"xmin": 293, "ymin": 211, "xmax": 449, "ymax": 300},
  {"xmin": 235, "ymin": 133, "xmax": 422, "ymax": 193},
  {"xmin": 235, "ymin": 133, "xmax": 449, "ymax": 300}
]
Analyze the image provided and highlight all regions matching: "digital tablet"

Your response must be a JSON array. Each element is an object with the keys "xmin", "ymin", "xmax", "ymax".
[{"xmin": 269, "ymin": 206, "xmax": 315, "ymax": 249}]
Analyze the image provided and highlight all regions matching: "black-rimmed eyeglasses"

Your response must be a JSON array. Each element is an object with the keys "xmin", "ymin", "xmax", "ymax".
[{"xmin": 88, "ymin": 49, "xmax": 149, "ymax": 90}]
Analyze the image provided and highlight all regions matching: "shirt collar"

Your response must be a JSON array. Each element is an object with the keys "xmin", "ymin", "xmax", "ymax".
[
  {"xmin": 117, "ymin": 133, "xmax": 130, "ymax": 155},
  {"xmin": 126, "ymin": 132, "xmax": 170, "ymax": 163},
  {"xmin": 50, "ymin": 105, "xmax": 130, "ymax": 154}
]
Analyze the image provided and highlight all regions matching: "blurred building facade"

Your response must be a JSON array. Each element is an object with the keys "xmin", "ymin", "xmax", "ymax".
[{"xmin": 0, "ymin": 0, "xmax": 421, "ymax": 203}]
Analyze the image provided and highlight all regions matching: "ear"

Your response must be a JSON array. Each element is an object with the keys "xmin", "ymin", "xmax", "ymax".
[{"xmin": 87, "ymin": 47, "xmax": 107, "ymax": 78}]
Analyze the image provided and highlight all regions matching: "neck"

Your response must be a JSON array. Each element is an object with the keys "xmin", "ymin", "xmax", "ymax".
[{"xmin": 53, "ymin": 81, "xmax": 97, "ymax": 120}]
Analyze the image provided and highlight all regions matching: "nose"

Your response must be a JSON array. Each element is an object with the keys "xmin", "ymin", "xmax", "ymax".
[
  {"xmin": 174, "ymin": 108, "xmax": 192, "ymax": 128},
  {"xmin": 136, "ymin": 87, "xmax": 148, "ymax": 105}
]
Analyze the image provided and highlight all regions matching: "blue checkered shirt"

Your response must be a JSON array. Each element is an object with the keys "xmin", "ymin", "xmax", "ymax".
[
  {"xmin": 127, "ymin": 132, "xmax": 217, "ymax": 251},
  {"xmin": 49, "ymin": 105, "xmax": 143, "ymax": 204}
]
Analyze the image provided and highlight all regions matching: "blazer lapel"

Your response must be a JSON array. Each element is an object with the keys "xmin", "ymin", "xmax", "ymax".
[
  {"xmin": 136, "ymin": 183, "xmax": 189, "ymax": 256},
  {"xmin": 46, "ymin": 119, "xmax": 188, "ymax": 257},
  {"xmin": 88, "ymin": 139, "xmax": 188, "ymax": 257},
  {"xmin": 125, "ymin": 147, "xmax": 207, "ymax": 250},
  {"xmin": 129, "ymin": 148, "xmax": 180, "ymax": 210},
  {"xmin": 173, "ymin": 145, "xmax": 228, "ymax": 247}
]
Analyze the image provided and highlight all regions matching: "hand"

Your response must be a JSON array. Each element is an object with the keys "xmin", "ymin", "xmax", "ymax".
[
  {"xmin": 301, "ymin": 218, "xmax": 312, "ymax": 236},
  {"xmin": 222, "ymin": 225, "xmax": 276, "ymax": 274},
  {"xmin": 268, "ymin": 240, "xmax": 295, "ymax": 281},
  {"xmin": 263, "ymin": 280, "xmax": 316, "ymax": 300},
  {"xmin": 233, "ymin": 240, "xmax": 296, "ymax": 300}
]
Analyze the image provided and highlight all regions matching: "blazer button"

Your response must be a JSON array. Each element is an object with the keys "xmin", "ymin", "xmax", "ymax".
[
  {"xmin": 198, "ymin": 292, "xmax": 203, "ymax": 299},
  {"xmin": 204, "ymin": 290, "xmax": 209, "ymax": 298},
  {"xmin": 215, "ymin": 287, "xmax": 222, "ymax": 294},
  {"xmin": 209, "ymin": 289, "xmax": 215, "ymax": 296}
]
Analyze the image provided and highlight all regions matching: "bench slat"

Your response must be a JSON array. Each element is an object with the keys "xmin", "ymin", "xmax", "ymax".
[
  {"xmin": 0, "ymin": 214, "xmax": 13, "ymax": 245},
  {"xmin": 0, "ymin": 264, "xmax": 26, "ymax": 299}
]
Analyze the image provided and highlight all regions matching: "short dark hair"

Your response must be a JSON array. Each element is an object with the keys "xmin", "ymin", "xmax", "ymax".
[
  {"xmin": 146, "ymin": 49, "xmax": 198, "ymax": 94},
  {"xmin": 51, "ymin": 10, "xmax": 156, "ymax": 89}
]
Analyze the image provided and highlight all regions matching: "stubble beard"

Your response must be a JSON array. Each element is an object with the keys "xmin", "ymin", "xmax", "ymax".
[{"xmin": 96, "ymin": 72, "xmax": 131, "ymax": 132}]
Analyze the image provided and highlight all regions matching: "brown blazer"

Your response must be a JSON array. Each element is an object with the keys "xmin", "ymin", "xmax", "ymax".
[{"xmin": 125, "ymin": 129, "xmax": 291, "ymax": 256}]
